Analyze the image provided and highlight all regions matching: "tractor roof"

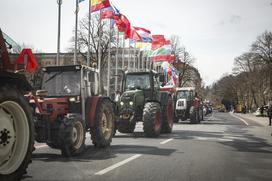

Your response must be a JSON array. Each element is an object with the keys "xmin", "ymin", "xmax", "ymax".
[
  {"xmin": 42, "ymin": 65, "xmax": 98, "ymax": 73},
  {"xmin": 125, "ymin": 69, "xmax": 157, "ymax": 75}
]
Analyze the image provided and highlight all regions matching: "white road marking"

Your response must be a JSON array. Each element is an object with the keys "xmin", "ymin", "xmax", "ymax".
[
  {"xmin": 95, "ymin": 154, "xmax": 142, "ymax": 175},
  {"xmin": 229, "ymin": 112, "xmax": 249, "ymax": 126},
  {"xmin": 160, "ymin": 138, "xmax": 174, "ymax": 144},
  {"xmin": 193, "ymin": 136, "xmax": 233, "ymax": 142},
  {"xmin": 35, "ymin": 144, "xmax": 48, "ymax": 149}
]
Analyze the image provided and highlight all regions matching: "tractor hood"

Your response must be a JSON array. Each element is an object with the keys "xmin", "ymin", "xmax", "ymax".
[{"xmin": 119, "ymin": 89, "xmax": 144, "ymax": 111}]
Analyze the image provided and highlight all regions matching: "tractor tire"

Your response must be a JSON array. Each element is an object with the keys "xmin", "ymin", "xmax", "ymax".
[
  {"xmin": 59, "ymin": 116, "xmax": 86, "ymax": 157},
  {"xmin": 117, "ymin": 121, "xmax": 136, "ymax": 133},
  {"xmin": 190, "ymin": 108, "xmax": 200, "ymax": 124},
  {"xmin": 173, "ymin": 115, "xmax": 179, "ymax": 123},
  {"xmin": 90, "ymin": 98, "xmax": 114, "ymax": 148},
  {"xmin": 161, "ymin": 97, "xmax": 174, "ymax": 134},
  {"xmin": 143, "ymin": 102, "xmax": 161, "ymax": 137},
  {"xmin": 0, "ymin": 85, "xmax": 34, "ymax": 181}
]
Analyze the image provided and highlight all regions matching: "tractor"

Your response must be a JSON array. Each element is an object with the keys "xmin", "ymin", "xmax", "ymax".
[
  {"xmin": 0, "ymin": 28, "xmax": 36, "ymax": 180},
  {"xmin": 28, "ymin": 65, "xmax": 115, "ymax": 156},
  {"xmin": 174, "ymin": 87, "xmax": 203, "ymax": 124},
  {"xmin": 116, "ymin": 70, "xmax": 174, "ymax": 137}
]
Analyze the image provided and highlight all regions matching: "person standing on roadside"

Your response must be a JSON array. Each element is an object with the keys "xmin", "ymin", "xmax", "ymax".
[{"xmin": 268, "ymin": 99, "xmax": 272, "ymax": 126}]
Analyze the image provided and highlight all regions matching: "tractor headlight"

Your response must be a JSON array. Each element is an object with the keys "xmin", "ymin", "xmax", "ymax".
[
  {"xmin": 69, "ymin": 97, "xmax": 76, "ymax": 102},
  {"xmin": 129, "ymin": 101, "xmax": 134, "ymax": 106},
  {"xmin": 120, "ymin": 102, "xmax": 124, "ymax": 106}
]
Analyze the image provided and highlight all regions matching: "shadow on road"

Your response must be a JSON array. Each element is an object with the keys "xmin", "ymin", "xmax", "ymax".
[
  {"xmin": 171, "ymin": 129, "xmax": 272, "ymax": 154},
  {"xmin": 32, "ymin": 144, "xmax": 176, "ymax": 163}
]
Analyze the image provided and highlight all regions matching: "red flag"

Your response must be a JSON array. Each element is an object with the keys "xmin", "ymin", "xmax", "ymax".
[
  {"xmin": 115, "ymin": 14, "xmax": 131, "ymax": 39},
  {"xmin": 151, "ymin": 55, "xmax": 175, "ymax": 63},
  {"xmin": 100, "ymin": 6, "xmax": 120, "ymax": 20},
  {"xmin": 15, "ymin": 49, "xmax": 38, "ymax": 73},
  {"xmin": 90, "ymin": 0, "xmax": 110, "ymax": 12},
  {"xmin": 152, "ymin": 35, "xmax": 166, "ymax": 50},
  {"xmin": 129, "ymin": 27, "xmax": 141, "ymax": 42}
]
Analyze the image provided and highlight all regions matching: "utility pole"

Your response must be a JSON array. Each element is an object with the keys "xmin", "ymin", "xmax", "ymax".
[{"xmin": 56, "ymin": 0, "xmax": 62, "ymax": 66}]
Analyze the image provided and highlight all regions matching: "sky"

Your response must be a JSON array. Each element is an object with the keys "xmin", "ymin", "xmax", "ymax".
[{"xmin": 1, "ymin": 0, "xmax": 272, "ymax": 85}]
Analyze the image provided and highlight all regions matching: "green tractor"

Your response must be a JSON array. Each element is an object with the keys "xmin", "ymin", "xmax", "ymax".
[{"xmin": 116, "ymin": 70, "xmax": 174, "ymax": 137}]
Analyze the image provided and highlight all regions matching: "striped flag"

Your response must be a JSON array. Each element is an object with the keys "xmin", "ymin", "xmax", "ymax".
[
  {"xmin": 90, "ymin": 0, "xmax": 110, "ymax": 12},
  {"xmin": 133, "ymin": 26, "xmax": 152, "ymax": 42}
]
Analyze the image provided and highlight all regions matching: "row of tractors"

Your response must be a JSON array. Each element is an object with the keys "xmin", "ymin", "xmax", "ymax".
[{"xmin": 0, "ymin": 28, "xmax": 204, "ymax": 180}]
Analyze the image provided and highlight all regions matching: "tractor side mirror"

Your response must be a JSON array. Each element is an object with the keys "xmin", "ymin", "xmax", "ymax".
[{"xmin": 159, "ymin": 74, "xmax": 165, "ymax": 82}]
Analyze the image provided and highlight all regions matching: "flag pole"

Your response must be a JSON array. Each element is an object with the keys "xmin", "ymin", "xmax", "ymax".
[
  {"xmin": 87, "ymin": 0, "xmax": 91, "ymax": 66},
  {"xmin": 98, "ymin": 9, "xmax": 102, "ymax": 94},
  {"xmin": 56, "ymin": 0, "xmax": 62, "ymax": 66},
  {"xmin": 74, "ymin": 0, "xmax": 79, "ymax": 65},
  {"xmin": 115, "ymin": 31, "xmax": 119, "ymax": 93},
  {"xmin": 133, "ymin": 48, "xmax": 136, "ymax": 70},
  {"xmin": 122, "ymin": 35, "xmax": 125, "ymax": 70},
  {"xmin": 107, "ymin": 19, "xmax": 112, "ymax": 97}
]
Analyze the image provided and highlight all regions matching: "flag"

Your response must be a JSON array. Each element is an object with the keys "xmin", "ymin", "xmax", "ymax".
[
  {"xmin": 152, "ymin": 35, "xmax": 166, "ymax": 50},
  {"xmin": 101, "ymin": 5, "xmax": 120, "ymax": 19},
  {"xmin": 90, "ymin": 0, "xmax": 110, "ymax": 12},
  {"xmin": 151, "ymin": 55, "xmax": 175, "ymax": 63},
  {"xmin": 150, "ymin": 43, "xmax": 172, "ymax": 57},
  {"xmin": 129, "ymin": 27, "xmax": 141, "ymax": 42},
  {"xmin": 133, "ymin": 26, "xmax": 152, "ymax": 42},
  {"xmin": 115, "ymin": 14, "xmax": 131, "ymax": 39},
  {"xmin": 15, "ymin": 49, "xmax": 38, "ymax": 73}
]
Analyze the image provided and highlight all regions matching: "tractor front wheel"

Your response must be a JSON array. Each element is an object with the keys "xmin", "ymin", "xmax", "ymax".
[
  {"xmin": 0, "ymin": 85, "xmax": 34, "ymax": 181},
  {"xmin": 143, "ymin": 102, "xmax": 161, "ymax": 137},
  {"xmin": 90, "ymin": 99, "xmax": 114, "ymax": 148},
  {"xmin": 161, "ymin": 97, "xmax": 174, "ymax": 133},
  {"xmin": 59, "ymin": 116, "xmax": 86, "ymax": 157}
]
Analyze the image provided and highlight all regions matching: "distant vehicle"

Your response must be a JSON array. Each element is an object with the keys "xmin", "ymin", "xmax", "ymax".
[
  {"xmin": 174, "ymin": 87, "xmax": 203, "ymax": 124},
  {"xmin": 254, "ymin": 106, "xmax": 268, "ymax": 117}
]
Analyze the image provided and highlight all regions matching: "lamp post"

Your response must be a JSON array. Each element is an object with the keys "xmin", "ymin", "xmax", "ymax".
[{"xmin": 56, "ymin": 0, "xmax": 62, "ymax": 66}]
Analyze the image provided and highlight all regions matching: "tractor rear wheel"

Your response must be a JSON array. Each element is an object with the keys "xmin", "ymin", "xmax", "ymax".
[
  {"xmin": 0, "ymin": 85, "xmax": 34, "ymax": 181},
  {"xmin": 90, "ymin": 99, "xmax": 114, "ymax": 148},
  {"xmin": 143, "ymin": 102, "xmax": 161, "ymax": 137},
  {"xmin": 59, "ymin": 116, "xmax": 86, "ymax": 157},
  {"xmin": 117, "ymin": 121, "xmax": 136, "ymax": 133},
  {"xmin": 161, "ymin": 97, "xmax": 173, "ymax": 133}
]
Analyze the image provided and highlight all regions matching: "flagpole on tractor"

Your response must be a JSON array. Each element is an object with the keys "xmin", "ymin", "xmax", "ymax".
[
  {"xmin": 56, "ymin": 0, "xmax": 62, "ymax": 66},
  {"xmin": 87, "ymin": 0, "xmax": 91, "ymax": 66},
  {"xmin": 107, "ymin": 19, "xmax": 112, "ymax": 97},
  {"xmin": 122, "ymin": 35, "xmax": 125, "ymax": 70},
  {"xmin": 74, "ymin": 0, "xmax": 79, "ymax": 65}
]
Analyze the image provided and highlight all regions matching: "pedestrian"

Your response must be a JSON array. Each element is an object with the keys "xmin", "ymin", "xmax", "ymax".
[{"xmin": 268, "ymin": 99, "xmax": 272, "ymax": 126}]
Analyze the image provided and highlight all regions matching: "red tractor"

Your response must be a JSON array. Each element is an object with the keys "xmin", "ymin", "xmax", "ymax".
[
  {"xmin": 29, "ymin": 64, "xmax": 115, "ymax": 156},
  {"xmin": 0, "ymin": 29, "xmax": 36, "ymax": 180}
]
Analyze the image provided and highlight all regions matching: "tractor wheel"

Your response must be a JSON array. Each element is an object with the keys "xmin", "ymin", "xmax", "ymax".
[
  {"xmin": 0, "ymin": 85, "xmax": 34, "ymax": 181},
  {"xmin": 143, "ymin": 102, "xmax": 161, "ymax": 137},
  {"xmin": 190, "ymin": 108, "xmax": 200, "ymax": 124},
  {"xmin": 90, "ymin": 99, "xmax": 114, "ymax": 148},
  {"xmin": 59, "ymin": 116, "xmax": 86, "ymax": 157},
  {"xmin": 117, "ymin": 121, "xmax": 136, "ymax": 133},
  {"xmin": 161, "ymin": 97, "xmax": 173, "ymax": 133}
]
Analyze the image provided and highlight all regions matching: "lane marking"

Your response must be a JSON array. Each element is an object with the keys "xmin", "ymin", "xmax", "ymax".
[
  {"xmin": 229, "ymin": 113, "xmax": 249, "ymax": 126},
  {"xmin": 95, "ymin": 154, "xmax": 142, "ymax": 175},
  {"xmin": 35, "ymin": 144, "xmax": 48, "ymax": 149},
  {"xmin": 160, "ymin": 138, "xmax": 174, "ymax": 144}
]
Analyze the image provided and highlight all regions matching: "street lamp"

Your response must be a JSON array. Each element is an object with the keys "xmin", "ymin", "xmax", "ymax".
[{"xmin": 56, "ymin": 0, "xmax": 62, "ymax": 66}]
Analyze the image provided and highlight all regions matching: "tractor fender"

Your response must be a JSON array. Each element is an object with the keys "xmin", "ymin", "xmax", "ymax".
[
  {"xmin": 0, "ymin": 72, "xmax": 32, "ymax": 92},
  {"xmin": 160, "ymin": 92, "xmax": 172, "ymax": 106},
  {"xmin": 85, "ymin": 96, "xmax": 115, "ymax": 128}
]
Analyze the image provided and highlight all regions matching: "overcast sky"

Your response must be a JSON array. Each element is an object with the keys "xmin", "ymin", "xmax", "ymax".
[{"xmin": 1, "ymin": 0, "xmax": 272, "ymax": 85}]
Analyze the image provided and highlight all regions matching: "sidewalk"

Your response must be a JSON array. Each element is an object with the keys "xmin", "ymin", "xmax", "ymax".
[{"xmin": 234, "ymin": 113, "xmax": 270, "ymax": 127}]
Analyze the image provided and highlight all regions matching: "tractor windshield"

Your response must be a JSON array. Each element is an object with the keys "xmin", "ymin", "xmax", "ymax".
[
  {"xmin": 176, "ymin": 90, "xmax": 190, "ymax": 100},
  {"xmin": 42, "ymin": 71, "xmax": 81, "ymax": 96},
  {"xmin": 125, "ymin": 74, "xmax": 150, "ymax": 90}
]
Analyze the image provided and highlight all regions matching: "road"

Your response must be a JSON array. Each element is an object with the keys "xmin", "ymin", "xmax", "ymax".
[{"xmin": 23, "ymin": 112, "xmax": 272, "ymax": 181}]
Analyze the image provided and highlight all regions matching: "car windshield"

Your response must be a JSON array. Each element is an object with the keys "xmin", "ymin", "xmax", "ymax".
[
  {"xmin": 176, "ymin": 90, "xmax": 190, "ymax": 99},
  {"xmin": 125, "ymin": 74, "xmax": 150, "ymax": 90},
  {"xmin": 42, "ymin": 71, "xmax": 80, "ymax": 96}
]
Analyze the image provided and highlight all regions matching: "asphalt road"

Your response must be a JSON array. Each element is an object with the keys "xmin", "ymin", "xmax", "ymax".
[{"xmin": 23, "ymin": 112, "xmax": 272, "ymax": 181}]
